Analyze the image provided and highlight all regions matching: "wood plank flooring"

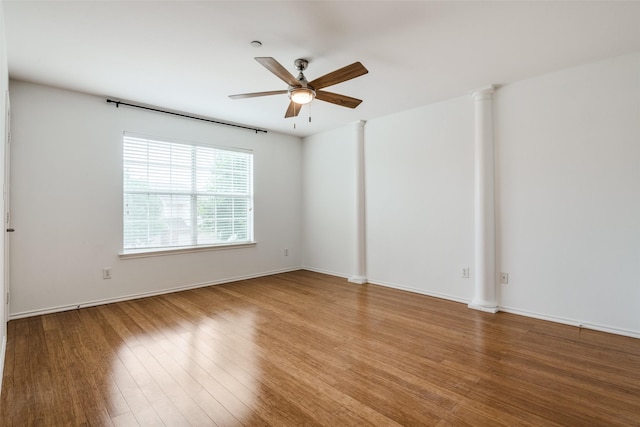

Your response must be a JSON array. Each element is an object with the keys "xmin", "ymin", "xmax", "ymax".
[{"xmin": 1, "ymin": 270, "xmax": 640, "ymax": 426}]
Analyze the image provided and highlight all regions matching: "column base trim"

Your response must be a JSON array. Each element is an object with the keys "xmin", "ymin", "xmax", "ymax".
[
  {"xmin": 348, "ymin": 276, "xmax": 368, "ymax": 285},
  {"xmin": 468, "ymin": 302, "xmax": 499, "ymax": 313}
]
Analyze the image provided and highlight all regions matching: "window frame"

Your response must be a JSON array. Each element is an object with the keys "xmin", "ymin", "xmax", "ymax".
[{"xmin": 120, "ymin": 132, "xmax": 255, "ymax": 258}]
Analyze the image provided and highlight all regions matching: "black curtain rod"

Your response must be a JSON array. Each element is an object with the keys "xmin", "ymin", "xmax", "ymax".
[{"xmin": 106, "ymin": 99, "xmax": 267, "ymax": 134}]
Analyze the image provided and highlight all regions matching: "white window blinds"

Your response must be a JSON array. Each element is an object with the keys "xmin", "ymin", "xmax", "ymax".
[{"xmin": 123, "ymin": 134, "xmax": 253, "ymax": 251}]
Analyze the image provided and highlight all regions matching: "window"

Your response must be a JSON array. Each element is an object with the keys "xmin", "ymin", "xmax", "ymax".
[{"xmin": 123, "ymin": 133, "xmax": 253, "ymax": 253}]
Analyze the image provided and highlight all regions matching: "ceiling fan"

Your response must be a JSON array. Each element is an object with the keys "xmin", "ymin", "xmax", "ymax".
[{"xmin": 229, "ymin": 57, "xmax": 368, "ymax": 118}]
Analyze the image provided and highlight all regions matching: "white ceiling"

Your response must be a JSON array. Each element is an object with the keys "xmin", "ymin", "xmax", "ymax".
[{"xmin": 4, "ymin": 1, "xmax": 640, "ymax": 137}]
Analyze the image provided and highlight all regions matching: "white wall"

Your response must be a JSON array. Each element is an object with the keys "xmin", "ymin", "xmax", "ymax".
[
  {"xmin": 302, "ymin": 124, "xmax": 357, "ymax": 277},
  {"xmin": 9, "ymin": 81, "xmax": 303, "ymax": 317},
  {"xmin": 495, "ymin": 53, "xmax": 640, "ymax": 335},
  {"xmin": 365, "ymin": 97, "xmax": 476, "ymax": 302},
  {"xmin": 301, "ymin": 52, "xmax": 640, "ymax": 337}
]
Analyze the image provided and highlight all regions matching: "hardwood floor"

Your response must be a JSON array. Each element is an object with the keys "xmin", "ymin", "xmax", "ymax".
[{"xmin": 1, "ymin": 270, "xmax": 639, "ymax": 426}]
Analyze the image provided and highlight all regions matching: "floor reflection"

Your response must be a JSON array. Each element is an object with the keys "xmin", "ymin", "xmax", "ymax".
[
  {"xmin": 108, "ymin": 298, "xmax": 260, "ymax": 425},
  {"xmin": 5, "ymin": 272, "xmax": 639, "ymax": 425}
]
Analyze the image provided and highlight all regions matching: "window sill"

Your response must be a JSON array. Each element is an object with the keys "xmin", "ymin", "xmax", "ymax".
[{"xmin": 119, "ymin": 242, "xmax": 257, "ymax": 260}]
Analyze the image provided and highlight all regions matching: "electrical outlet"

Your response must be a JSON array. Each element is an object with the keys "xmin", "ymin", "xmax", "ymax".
[
  {"xmin": 103, "ymin": 268, "xmax": 112, "ymax": 280},
  {"xmin": 461, "ymin": 267, "xmax": 470, "ymax": 278},
  {"xmin": 500, "ymin": 272, "xmax": 509, "ymax": 284}
]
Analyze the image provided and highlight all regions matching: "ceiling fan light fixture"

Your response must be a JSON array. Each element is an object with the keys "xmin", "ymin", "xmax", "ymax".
[{"xmin": 289, "ymin": 87, "xmax": 316, "ymax": 105}]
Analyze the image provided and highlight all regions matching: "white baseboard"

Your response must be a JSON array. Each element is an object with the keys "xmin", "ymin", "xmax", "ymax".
[
  {"xmin": 498, "ymin": 306, "xmax": 640, "ymax": 340},
  {"xmin": 366, "ymin": 278, "xmax": 640, "ymax": 339},
  {"xmin": 8, "ymin": 268, "xmax": 639, "ymax": 340},
  {"xmin": 9, "ymin": 267, "xmax": 302, "ymax": 320},
  {"xmin": 301, "ymin": 267, "xmax": 368, "ymax": 285},
  {"xmin": 366, "ymin": 278, "xmax": 471, "ymax": 305},
  {"xmin": 301, "ymin": 266, "xmax": 352, "ymax": 280}
]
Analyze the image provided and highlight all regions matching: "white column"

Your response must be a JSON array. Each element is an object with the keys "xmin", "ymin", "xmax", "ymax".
[
  {"xmin": 349, "ymin": 120, "xmax": 367, "ymax": 284},
  {"xmin": 469, "ymin": 86, "xmax": 498, "ymax": 313}
]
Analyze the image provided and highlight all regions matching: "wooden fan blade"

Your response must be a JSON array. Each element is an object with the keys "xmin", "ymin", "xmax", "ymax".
[
  {"xmin": 315, "ymin": 91, "xmax": 363, "ymax": 109},
  {"xmin": 229, "ymin": 90, "xmax": 287, "ymax": 99},
  {"xmin": 309, "ymin": 62, "xmax": 368, "ymax": 90},
  {"xmin": 285, "ymin": 101, "xmax": 302, "ymax": 118},
  {"xmin": 256, "ymin": 57, "xmax": 299, "ymax": 87}
]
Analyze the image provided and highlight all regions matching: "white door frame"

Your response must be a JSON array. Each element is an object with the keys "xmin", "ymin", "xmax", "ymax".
[{"xmin": 3, "ymin": 90, "xmax": 10, "ymax": 327}]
